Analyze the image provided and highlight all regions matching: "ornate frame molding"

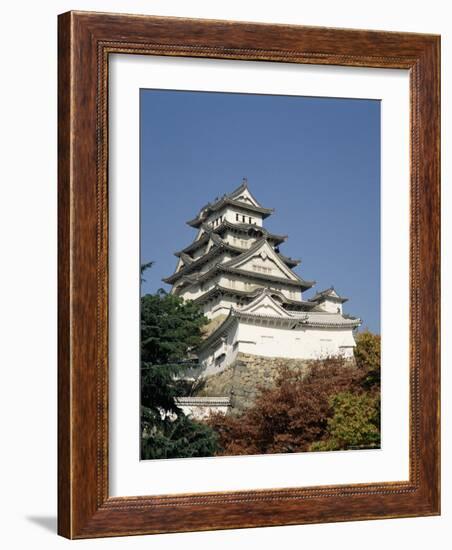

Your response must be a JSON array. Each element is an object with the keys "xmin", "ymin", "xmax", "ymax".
[{"xmin": 58, "ymin": 11, "xmax": 440, "ymax": 538}]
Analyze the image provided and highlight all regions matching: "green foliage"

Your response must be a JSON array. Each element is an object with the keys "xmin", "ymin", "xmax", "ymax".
[
  {"xmin": 141, "ymin": 289, "xmax": 208, "ymax": 365},
  {"xmin": 310, "ymin": 392, "xmax": 380, "ymax": 452},
  {"xmin": 140, "ymin": 261, "xmax": 154, "ymax": 283},
  {"xmin": 354, "ymin": 330, "xmax": 381, "ymax": 389},
  {"xmin": 140, "ymin": 289, "xmax": 208, "ymax": 415},
  {"xmin": 140, "ymin": 287, "xmax": 218, "ymax": 459},
  {"xmin": 141, "ymin": 407, "xmax": 218, "ymax": 460}
]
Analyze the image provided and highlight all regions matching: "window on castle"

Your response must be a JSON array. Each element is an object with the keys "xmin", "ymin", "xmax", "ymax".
[
  {"xmin": 253, "ymin": 264, "xmax": 272, "ymax": 274},
  {"xmin": 236, "ymin": 213, "xmax": 239, "ymax": 221},
  {"xmin": 242, "ymin": 215, "xmax": 246, "ymax": 222},
  {"xmin": 249, "ymin": 217, "xmax": 252, "ymax": 224}
]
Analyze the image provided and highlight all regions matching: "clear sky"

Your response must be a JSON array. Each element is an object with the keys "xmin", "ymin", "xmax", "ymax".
[{"xmin": 140, "ymin": 89, "xmax": 380, "ymax": 333}]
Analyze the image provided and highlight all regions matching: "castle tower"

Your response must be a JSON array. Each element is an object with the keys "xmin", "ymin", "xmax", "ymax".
[{"xmin": 163, "ymin": 180, "xmax": 361, "ymax": 413}]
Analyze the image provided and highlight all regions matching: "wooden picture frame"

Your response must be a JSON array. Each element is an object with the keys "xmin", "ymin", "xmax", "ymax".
[{"xmin": 58, "ymin": 11, "xmax": 440, "ymax": 539}]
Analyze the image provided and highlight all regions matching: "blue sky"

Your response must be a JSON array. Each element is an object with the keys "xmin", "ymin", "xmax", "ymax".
[{"xmin": 140, "ymin": 90, "xmax": 380, "ymax": 333}]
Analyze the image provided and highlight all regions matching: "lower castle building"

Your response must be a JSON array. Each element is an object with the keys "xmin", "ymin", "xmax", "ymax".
[{"xmin": 163, "ymin": 179, "xmax": 361, "ymax": 416}]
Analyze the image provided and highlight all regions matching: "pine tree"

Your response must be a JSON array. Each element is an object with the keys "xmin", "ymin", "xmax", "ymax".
[{"xmin": 140, "ymin": 286, "xmax": 218, "ymax": 459}]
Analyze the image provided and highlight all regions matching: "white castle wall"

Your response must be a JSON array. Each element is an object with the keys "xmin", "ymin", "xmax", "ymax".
[
  {"xmin": 317, "ymin": 298, "xmax": 343, "ymax": 314},
  {"xmin": 236, "ymin": 323, "xmax": 356, "ymax": 360},
  {"xmin": 203, "ymin": 295, "xmax": 238, "ymax": 319},
  {"xmin": 225, "ymin": 232, "xmax": 257, "ymax": 249},
  {"xmin": 206, "ymin": 207, "xmax": 263, "ymax": 228},
  {"xmin": 199, "ymin": 320, "xmax": 356, "ymax": 371},
  {"xmin": 176, "ymin": 398, "xmax": 230, "ymax": 419},
  {"xmin": 198, "ymin": 321, "xmax": 240, "ymax": 376},
  {"xmin": 176, "ymin": 284, "xmax": 201, "ymax": 301}
]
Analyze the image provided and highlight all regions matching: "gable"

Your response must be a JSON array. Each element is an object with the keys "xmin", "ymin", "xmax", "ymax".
[
  {"xmin": 239, "ymin": 291, "xmax": 292, "ymax": 318},
  {"xmin": 229, "ymin": 186, "xmax": 262, "ymax": 208},
  {"xmin": 225, "ymin": 240, "xmax": 299, "ymax": 282},
  {"xmin": 325, "ymin": 289, "xmax": 339, "ymax": 299}
]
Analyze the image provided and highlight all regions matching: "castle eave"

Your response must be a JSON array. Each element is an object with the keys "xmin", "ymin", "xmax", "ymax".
[
  {"xmin": 277, "ymin": 253, "xmax": 301, "ymax": 267},
  {"xmin": 234, "ymin": 310, "xmax": 361, "ymax": 329},
  {"xmin": 193, "ymin": 284, "xmax": 316, "ymax": 309},
  {"xmin": 163, "ymin": 241, "xmax": 243, "ymax": 284},
  {"xmin": 308, "ymin": 287, "xmax": 349, "ymax": 304},
  {"xmin": 221, "ymin": 266, "xmax": 315, "ymax": 290},
  {"xmin": 186, "ymin": 198, "xmax": 274, "ymax": 227}
]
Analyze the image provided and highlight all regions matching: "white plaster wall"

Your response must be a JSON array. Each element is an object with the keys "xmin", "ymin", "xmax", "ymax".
[
  {"xmin": 218, "ymin": 271, "xmax": 302, "ymax": 300},
  {"xmin": 318, "ymin": 299, "xmax": 343, "ymax": 314},
  {"xmin": 236, "ymin": 322, "xmax": 356, "ymax": 360},
  {"xmin": 198, "ymin": 321, "xmax": 240, "ymax": 374},
  {"xmin": 178, "ymin": 403, "xmax": 229, "ymax": 419},
  {"xmin": 228, "ymin": 233, "xmax": 256, "ymax": 248},
  {"xmin": 207, "ymin": 295, "xmax": 237, "ymax": 318},
  {"xmin": 198, "ymin": 319, "xmax": 357, "ymax": 375},
  {"xmin": 178, "ymin": 284, "xmax": 203, "ymax": 301},
  {"xmin": 206, "ymin": 207, "xmax": 228, "ymax": 227},
  {"xmin": 226, "ymin": 208, "xmax": 263, "ymax": 226},
  {"xmin": 268, "ymin": 282, "xmax": 301, "ymax": 300},
  {"xmin": 209, "ymin": 206, "xmax": 261, "ymax": 226}
]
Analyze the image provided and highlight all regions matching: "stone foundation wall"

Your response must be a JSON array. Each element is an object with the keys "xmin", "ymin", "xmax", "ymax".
[{"xmin": 196, "ymin": 353, "xmax": 313, "ymax": 412}]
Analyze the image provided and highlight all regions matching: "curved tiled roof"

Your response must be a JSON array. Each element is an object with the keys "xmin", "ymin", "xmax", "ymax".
[
  {"xmin": 174, "ymin": 221, "xmax": 287, "ymax": 257},
  {"xmin": 170, "ymin": 238, "xmax": 315, "ymax": 291},
  {"xmin": 277, "ymin": 252, "xmax": 301, "ymax": 267},
  {"xmin": 221, "ymin": 266, "xmax": 314, "ymax": 289},
  {"xmin": 193, "ymin": 284, "xmax": 316, "ymax": 309},
  {"xmin": 162, "ymin": 240, "xmax": 242, "ymax": 284},
  {"xmin": 197, "ymin": 289, "xmax": 361, "ymax": 352},
  {"xmin": 186, "ymin": 182, "xmax": 273, "ymax": 228},
  {"xmin": 216, "ymin": 220, "xmax": 287, "ymax": 244},
  {"xmin": 308, "ymin": 287, "xmax": 348, "ymax": 304},
  {"xmin": 186, "ymin": 198, "xmax": 274, "ymax": 228}
]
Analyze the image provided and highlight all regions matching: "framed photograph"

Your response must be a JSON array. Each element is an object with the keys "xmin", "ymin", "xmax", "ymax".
[{"xmin": 58, "ymin": 11, "xmax": 440, "ymax": 538}]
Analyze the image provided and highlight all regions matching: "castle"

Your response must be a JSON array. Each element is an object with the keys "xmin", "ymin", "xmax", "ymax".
[{"xmin": 163, "ymin": 179, "xmax": 361, "ymax": 416}]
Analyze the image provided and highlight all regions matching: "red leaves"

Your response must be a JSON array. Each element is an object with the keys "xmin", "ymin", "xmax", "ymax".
[{"xmin": 207, "ymin": 358, "xmax": 370, "ymax": 456}]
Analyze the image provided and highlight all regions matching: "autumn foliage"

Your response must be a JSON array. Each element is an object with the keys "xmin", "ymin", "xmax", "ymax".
[{"xmin": 206, "ymin": 331, "xmax": 381, "ymax": 456}]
